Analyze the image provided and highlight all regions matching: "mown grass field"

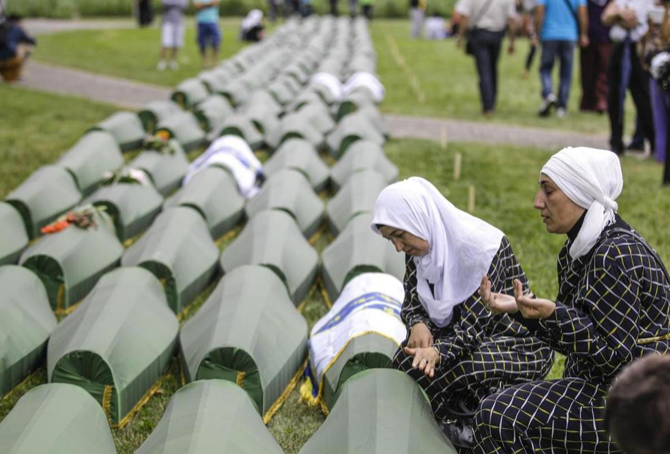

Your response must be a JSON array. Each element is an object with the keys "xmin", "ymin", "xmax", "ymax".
[
  {"xmin": 31, "ymin": 19, "xmax": 633, "ymax": 135},
  {"xmin": 1, "ymin": 84, "xmax": 668, "ymax": 453}
]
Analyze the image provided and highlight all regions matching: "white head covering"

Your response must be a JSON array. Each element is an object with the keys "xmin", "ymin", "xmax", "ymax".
[
  {"xmin": 241, "ymin": 9, "xmax": 263, "ymax": 32},
  {"xmin": 541, "ymin": 147, "xmax": 624, "ymax": 260},
  {"xmin": 370, "ymin": 177, "xmax": 504, "ymax": 327}
]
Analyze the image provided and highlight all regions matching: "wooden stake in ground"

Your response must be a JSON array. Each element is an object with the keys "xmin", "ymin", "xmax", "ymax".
[
  {"xmin": 454, "ymin": 152, "xmax": 462, "ymax": 181},
  {"xmin": 468, "ymin": 185, "xmax": 476, "ymax": 213},
  {"xmin": 441, "ymin": 126, "xmax": 448, "ymax": 151}
]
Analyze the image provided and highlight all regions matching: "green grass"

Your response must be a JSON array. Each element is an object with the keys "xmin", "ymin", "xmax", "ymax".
[
  {"xmin": 1, "ymin": 83, "xmax": 669, "ymax": 452},
  {"xmin": 32, "ymin": 19, "xmax": 633, "ymax": 135}
]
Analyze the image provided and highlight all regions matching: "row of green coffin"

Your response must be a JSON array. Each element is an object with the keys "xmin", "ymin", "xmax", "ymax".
[{"xmin": 0, "ymin": 371, "xmax": 455, "ymax": 454}]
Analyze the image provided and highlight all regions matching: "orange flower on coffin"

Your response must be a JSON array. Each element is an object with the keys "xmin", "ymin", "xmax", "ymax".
[
  {"xmin": 156, "ymin": 130, "xmax": 171, "ymax": 141},
  {"xmin": 41, "ymin": 220, "xmax": 72, "ymax": 235}
]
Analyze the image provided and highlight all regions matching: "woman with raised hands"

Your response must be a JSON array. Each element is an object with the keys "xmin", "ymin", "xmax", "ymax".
[
  {"xmin": 370, "ymin": 177, "xmax": 553, "ymax": 449},
  {"xmin": 476, "ymin": 147, "xmax": 670, "ymax": 454}
]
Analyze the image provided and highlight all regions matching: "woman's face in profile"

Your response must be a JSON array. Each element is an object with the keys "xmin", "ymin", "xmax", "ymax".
[
  {"xmin": 533, "ymin": 174, "xmax": 585, "ymax": 234},
  {"xmin": 378, "ymin": 226, "xmax": 430, "ymax": 257}
]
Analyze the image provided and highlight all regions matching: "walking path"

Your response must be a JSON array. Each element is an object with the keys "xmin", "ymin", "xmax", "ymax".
[{"xmin": 18, "ymin": 19, "xmax": 608, "ymax": 150}]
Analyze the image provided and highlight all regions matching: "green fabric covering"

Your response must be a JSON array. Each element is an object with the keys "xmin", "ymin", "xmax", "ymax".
[
  {"xmin": 5, "ymin": 166, "xmax": 82, "ymax": 240},
  {"xmin": 171, "ymin": 78, "xmax": 210, "ymax": 109},
  {"xmin": 268, "ymin": 80, "xmax": 294, "ymax": 106},
  {"xmin": 322, "ymin": 334, "xmax": 397, "ymax": 410},
  {"xmin": 299, "ymin": 103, "xmax": 336, "ymax": 135},
  {"xmin": 245, "ymin": 169, "xmax": 325, "ymax": 239},
  {"xmin": 0, "ymin": 266, "xmax": 56, "ymax": 398},
  {"xmin": 218, "ymin": 114, "xmax": 264, "ymax": 150},
  {"xmin": 326, "ymin": 113, "xmax": 386, "ymax": 160},
  {"xmin": 220, "ymin": 80, "xmax": 249, "ymax": 107},
  {"xmin": 243, "ymin": 102, "xmax": 281, "ymax": 146},
  {"xmin": 90, "ymin": 111, "xmax": 146, "ymax": 152},
  {"xmin": 220, "ymin": 210, "xmax": 318, "ymax": 305},
  {"xmin": 135, "ymin": 380, "xmax": 284, "ymax": 454},
  {"xmin": 194, "ymin": 94, "xmax": 234, "ymax": 134},
  {"xmin": 0, "ymin": 384, "xmax": 117, "ymax": 454},
  {"xmin": 279, "ymin": 113, "xmax": 324, "ymax": 149},
  {"xmin": 322, "ymin": 214, "xmax": 405, "ymax": 303},
  {"xmin": 138, "ymin": 100, "xmax": 182, "ymax": 133},
  {"xmin": 330, "ymin": 141, "xmax": 398, "ymax": 192},
  {"xmin": 164, "ymin": 167, "xmax": 244, "ymax": 240},
  {"xmin": 290, "ymin": 91, "xmax": 326, "ymax": 112},
  {"xmin": 180, "ymin": 266, "xmax": 307, "ymax": 415},
  {"xmin": 0, "ymin": 202, "xmax": 29, "ymax": 265},
  {"xmin": 20, "ymin": 212, "xmax": 123, "ymax": 311},
  {"xmin": 299, "ymin": 369, "xmax": 456, "ymax": 454},
  {"xmin": 327, "ymin": 170, "xmax": 387, "ymax": 236},
  {"xmin": 47, "ymin": 267, "xmax": 178, "ymax": 425},
  {"xmin": 245, "ymin": 90, "xmax": 282, "ymax": 118},
  {"xmin": 263, "ymin": 139, "xmax": 330, "ymax": 193},
  {"xmin": 128, "ymin": 142, "xmax": 189, "ymax": 196},
  {"xmin": 156, "ymin": 112, "xmax": 207, "ymax": 152},
  {"xmin": 57, "ymin": 131, "xmax": 124, "ymax": 196},
  {"xmin": 199, "ymin": 69, "xmax": 231, "ymax": 94},
  {"xmin": 357, "ymin": 104, "xmax": 391, "ymax": 139},
  {"xmin": 122, "ymin": 207, "xmax": 219, "ymax": 314},
  {"xmin": 336, "ymin": 90, "xmax": 375, "ymax": 121},
  {"xmin": 86, "ymin": 184, "xmax": 163, "ymax": 242}
]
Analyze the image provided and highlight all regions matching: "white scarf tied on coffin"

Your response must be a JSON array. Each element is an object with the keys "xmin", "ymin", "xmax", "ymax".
[
  {"xmin": 370, "ymin": 177, "xmax": 504, "ymax": 328},
  {"xmin": 541, "ymin": 147, "xmax": 623, "ymax": 260}
]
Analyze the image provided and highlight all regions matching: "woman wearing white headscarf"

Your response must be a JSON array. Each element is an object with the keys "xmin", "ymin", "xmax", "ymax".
[
  {"xmin": 371, "ymin": 177, "xmax": 553, "ymax": 448},
  {"xmin": 239, "ymin": 9, "xmax": 264, "ymax": 42},
  {"xmin": 477, "ymin": 147, "xmax": 670, "ymax": 454}
]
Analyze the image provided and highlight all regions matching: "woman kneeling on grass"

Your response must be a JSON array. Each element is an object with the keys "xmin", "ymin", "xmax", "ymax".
[
  {"xmin": 370, "ymin": 177, "xmax": 554, "ymax": 449},
  {"xmin": 477, "ymin": 147, "xmax": 670, "ymax": 454}
]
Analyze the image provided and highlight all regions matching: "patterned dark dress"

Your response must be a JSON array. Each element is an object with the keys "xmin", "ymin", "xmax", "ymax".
[
  {"xmin": 394, "ymin": 236, "xmax": 554, "ymax": 421},
  {"xmin": 474, "ymin": 215, "xmax": 670, "ymax": 454}
]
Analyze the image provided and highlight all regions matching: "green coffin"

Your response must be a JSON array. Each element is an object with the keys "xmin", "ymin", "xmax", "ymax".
[
  {"xmin": 0, "ymin": 203, "xmax": 29, "ymax": 265},
  {"xmin": 0, "ymin": 266, "xmax": 56, "ymax": 398},
  {"xmin": 330, "ymin": 141, "xmax": 398, "ymax": 192},
  {"xmin": 164, "ymin": 167, "xmax": 244, "ymax": 240},
  {"xmin": 268, "ymin": 80, "xmax": 295, "ymax": 106},
  {"xmin": 218, "ymin": 114, "xmax": 264, "ymax": 150},
  {"xmin": 171, "ymin": 78, "xmax": 210, "ymax": 109},
  {"xmin": 327, "ymin": 170, "xmax": 387, "ymax": 236},
  {"xmin": 20, "ymin": 212, "xmax": 124, "ymax": 312},
  {"xmin": 244, "ymin": 90, "xmax": 282, "ymax": 119},
  {"xmin": 290, "ymin": 91, "xmax": 327, "ymax": 112},
  {"xmin": 300, "ymin": 103, "xmax": 336, "ymax": 135},
  {"xmin": 0, "ymin": 384, "xmax": 117, "ymax": 454},
  {"xmin": 122, "ymin": 207, "xmax": 219, "ymax": 315},
  {"xmin": 48, "ymin": 267, "xmax": 178, "ymax": 426},
  {"xmin": 220, "ymin": 80, "xmax": 250, "ymax": 107},
  {"xmin": 136, "ymin": 380, "xmax": 284, "ymax": 454},
  {"xmin": 357, "ymin": 105, "xmax": 391, "ymax": 139},
  {"xmin": 128, "ymin": 141, "xmax": 189, "ymax": 196},
  {"xmin": 5, "ymin": 166, "xmax": 82, "ymax": 240},
  {"xmin": 220, "ymin": 210, "xmax": 318, "ymax": 305},
  {"xmin": 157, "ymin": 112, "xmax": 207, "ymax": 152},
  {"xmin": 86, "ymin": 183, "xmax": 163, "ymax": 242},
  {"xmin": 321, "ymin": 214, "xmax": 405, "ymax": 303},
  {"xmin": 194, "ymin": 94, "xmax": 234, "ymax": 134},
  {"xmin": 199, "ymin": 69, "xmax": 231, "ymax": 94},
  {"xmin": 326, "ymin": 113, "xmax": 386, "ymax": 160},
  {"xmin": 263, "ymin": 139, "xmax": 330, "ymax": 193},
  {"xmin": 336, "ymin": 90, "xmax": 375, "ymax": 122},
  {"xmin": 279, "ymin": 113, "xmax": 325, "ymax": 149},
  {"xmin": 57, "ymin": 131, "xmax": 124, "ymax": 196},
  {"xmin": 299, "ymin": 369, "xmax": 455, "ymax": 454},
  {"xmin": 138, "ymin": 100, "xmax": 182, "ymax": 133},
  {"xmin": 245, "ymin": 169, "xmax": 325, "ymax": 239},
  {"xmin": 243, "ymin": 101, "xmax": 281, "ymax": 147},
  {"xmin": 91, "ymin": 111, "xmax": 146, "ymax": 152},
  {"xmin": 180, "ymin": 266, "xmax": 308, "ymax": 417}
]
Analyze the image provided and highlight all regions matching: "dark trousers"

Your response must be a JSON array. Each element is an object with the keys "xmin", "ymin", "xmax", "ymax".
[
  {"xmin": 362, "ymin": 4, "xmax": 373, "ymax": 20},
  {"xmin": 329, "ymin": 0, "xmax": 339, "ymax": 15},
  {"xmin": 607, "ymin": 41, "xmax": 655, "ymax": 153},
  {"xmin": 471, "ymin": 29, "xmax": 504, "ymax": 113},
  {"xmin": 539, "ymin": 40, "xmax": 575, "ymax": 108},
  {"xmin": 580, "ymin": 42, "xmax": 611, "ymax": 112}
]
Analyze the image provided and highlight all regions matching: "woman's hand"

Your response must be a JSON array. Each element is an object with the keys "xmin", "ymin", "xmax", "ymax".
[
  {"xmin": 404, "ymin": 346, "xmax": 440, "ymax": 378},
  {"xmin": 513, "ymin": 279, "xmax": 556, "ymax": 319},
  {"xmin": 408, "ymin": 322, "xmax": 433, "ymax": 348},
  {"xmin": 479, "ymin": 275, "xmax": 519, "ymax": 314}
]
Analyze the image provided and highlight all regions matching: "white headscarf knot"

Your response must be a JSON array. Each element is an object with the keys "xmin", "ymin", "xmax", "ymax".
[{"xmin": 541, "ymin": 147, "xmax": 624, "ymax": 260}]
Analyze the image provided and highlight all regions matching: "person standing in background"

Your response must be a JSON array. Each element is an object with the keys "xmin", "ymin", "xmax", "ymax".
[
  {"xmin": 330, "ymin": 0, "xmax": 340, "ymax": 16},
  {"xmin": 521, "ymin": 0, "xmax": 538, "ymax": 79},
  {"xmin": 138, "ymin": 0, "xmax": 154, "ymax": 27},
  {"xmin": 409, "ymin": 0, "xmax": 427, "ymax": 39},
  {"xmin": 194, "ymin": 0, "xmax": 221, "ymax": 69},
  {"xmin": 535, "ymin": 0, "xmax": 589, "ymax": 118},
  {"xmin": 603, "ymin": 0, "xmax": 655, "ymax": 155},
  {"xmin": 457, "ymin": 0, "xmax": 518, "ymax": 117},
  {"xmin": 157, "ymin": 0, "xmax": 187, "ymax": 71},
  {"xmin": 580, "ymin": 0, "xmax": 611, "ymax": 113},
  {"xmin": 361, "ymin": 0, "xmax": 374, "ymax": 20}
]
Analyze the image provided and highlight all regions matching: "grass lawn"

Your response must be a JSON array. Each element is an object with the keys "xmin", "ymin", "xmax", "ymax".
[{"xmin": 32, "ymin": 18, "xmax": 634, "ymax": 135}]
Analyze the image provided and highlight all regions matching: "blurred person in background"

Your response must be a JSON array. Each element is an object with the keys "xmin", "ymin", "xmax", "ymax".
[
  {"xmin": 521, "ymin": 0, "xmax": 538, "ymax": 79},
  {"xmin": 361, "ymin": 0, "xmax": 374, "ymax": 20},
  {"xmin": 194, "ymin": 0, "xmax": 221, "ymax": 69},
  {"xmin": 457, "ymin": 0, "xmax": 517, "ymax": 117},
  {"xmin": 157, "ymin": 0, "xmax": 187, "ymax": 71},
  {"xmin": 240, "ymin": 9, "xmax": 265, "ymax": 41},
  {"xmin": 138, "ymin": 0, "xmax": 154, "ymax": 27},
  {"xmin": 580, "ymin": 0, "xmax": 612, "ymax": 113},
  {"xmin": 0, "ymin": 14, "xmax": 36, "ymax": 83},
  {"xmin": 425, "ymin": 12, "xmax": 448, "ymax": 39},
  {"xmin": 535, "ymin": 0, "xmax": 589, "ymax": 118},
  {"xmin": 410, "ymin": 0, "xmax": 427, "ymax": 38},
  {"xmin": 603, "ymin": 0, "xmax": 655, "ymax": 155}
]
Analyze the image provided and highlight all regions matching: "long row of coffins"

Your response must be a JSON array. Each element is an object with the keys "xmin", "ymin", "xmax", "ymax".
[{"xmin": 0, "ymin": 15, "xmax": 455, "ymax": 454}]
